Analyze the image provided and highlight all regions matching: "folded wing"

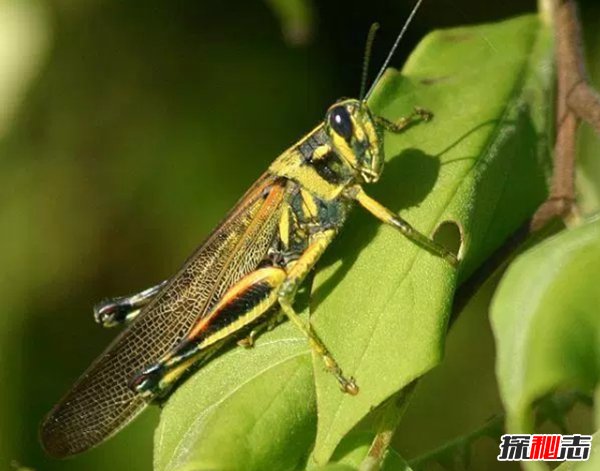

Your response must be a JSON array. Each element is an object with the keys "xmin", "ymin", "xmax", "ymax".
[{"xmin": 41, "ymin": 173, "xmax": 287, "ymax": 457}]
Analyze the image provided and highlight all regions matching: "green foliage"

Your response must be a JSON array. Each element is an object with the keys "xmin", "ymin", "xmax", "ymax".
[
  {"xmin": 154, "ymin": 323, "xmax": 312, "ymax": 471},
  {"xmin": 492, "ymin": 218, "xmax": 600, "ymax": 469}
]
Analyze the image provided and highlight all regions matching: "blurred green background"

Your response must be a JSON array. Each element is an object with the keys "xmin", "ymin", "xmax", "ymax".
[{"xmin": 0, "ymin": 0, "xmax": 598, "ymax": 470}]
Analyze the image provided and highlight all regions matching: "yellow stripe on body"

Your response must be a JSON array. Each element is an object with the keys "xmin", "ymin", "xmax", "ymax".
[
  {"xmin": 269, "ymin": 125, "xmax": 346, "ymax": 201},
  {"xmin": 300, "ymin": 188, "xmax": 318, "ymax": 218},
  {"xmin": 271, "ymin": 153, "xmax": 343, "ymax": 201},
  {"xmin": 312, "ymin": 144, "xmax": 331, "ymax": 160},
  {"xmin": 279, "ymin": 204, "xmax": 290, "ymax": 249}
]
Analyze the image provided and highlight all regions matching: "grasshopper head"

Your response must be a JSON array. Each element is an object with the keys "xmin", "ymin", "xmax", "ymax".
[{"xmin": 325, "ymin": 99, "xmax": 384, "ymax": 184}]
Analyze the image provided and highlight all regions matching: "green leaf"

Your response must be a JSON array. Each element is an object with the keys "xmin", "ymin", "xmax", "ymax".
[
  {"xmin": 154, "ymin": 321, "xmax": 314, "ymax": 471},
  {"xmin": 491, "ymin": 218, "xmax": 600, "ymax": 436},
  {"xmin": 310, "ymin": 14, "xmax": 552, "ymax": 462}
]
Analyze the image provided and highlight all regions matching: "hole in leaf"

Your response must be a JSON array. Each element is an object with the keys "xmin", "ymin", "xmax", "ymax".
[{"xmin": 433, "ymin": 220, "xmax": 463, "ymax": 259}]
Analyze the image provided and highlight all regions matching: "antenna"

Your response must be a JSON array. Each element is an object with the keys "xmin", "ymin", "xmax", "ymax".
[
  {"xmin": 363, "ymin": 0, "xmax": 424, "ymax": 100},
  {"xmin": 359, "ymin": 23, "xmax": 380, "ymax": 101}
]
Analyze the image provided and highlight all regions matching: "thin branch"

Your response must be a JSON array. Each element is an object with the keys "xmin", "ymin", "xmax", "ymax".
[
  {"xmin": 558, "ymin": 0, "xmax": 600, "ymax": 134},
  {"xmin": 531, "ymin": 0, "xmax": 600, "ymax": 231}
]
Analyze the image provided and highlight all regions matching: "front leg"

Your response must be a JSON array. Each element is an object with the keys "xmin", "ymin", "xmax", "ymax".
[
  {"xmin": 93, "ymin": 280, "xmax": 168, "ymax": 328},
  {"xmin": 349, "ymin": 186, "xmax": 459, "ymax": 266},
  {"xmin": 374, "ymin": 106, "xmax": 433, "ymax": 133}
]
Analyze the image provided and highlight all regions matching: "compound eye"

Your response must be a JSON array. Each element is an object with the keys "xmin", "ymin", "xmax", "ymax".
[{"xmin": 328, "ymin": 106, "xmax": 353, "ymax": 140}]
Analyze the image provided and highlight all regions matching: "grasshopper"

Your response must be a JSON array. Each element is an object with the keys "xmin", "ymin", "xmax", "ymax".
[{"xmin": 41, "ymin": 0, "xmax": 457, "ymax": 458}]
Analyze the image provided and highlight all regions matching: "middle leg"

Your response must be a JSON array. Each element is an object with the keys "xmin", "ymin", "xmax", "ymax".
[{"xmin": 278, "ymin": 229, "xmax": 358, "ymax": 395}]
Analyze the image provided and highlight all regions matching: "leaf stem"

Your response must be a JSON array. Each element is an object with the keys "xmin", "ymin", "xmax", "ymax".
[{"xmin": 358, "ymin": 382, "xmax": 416, "ymax": 471}]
